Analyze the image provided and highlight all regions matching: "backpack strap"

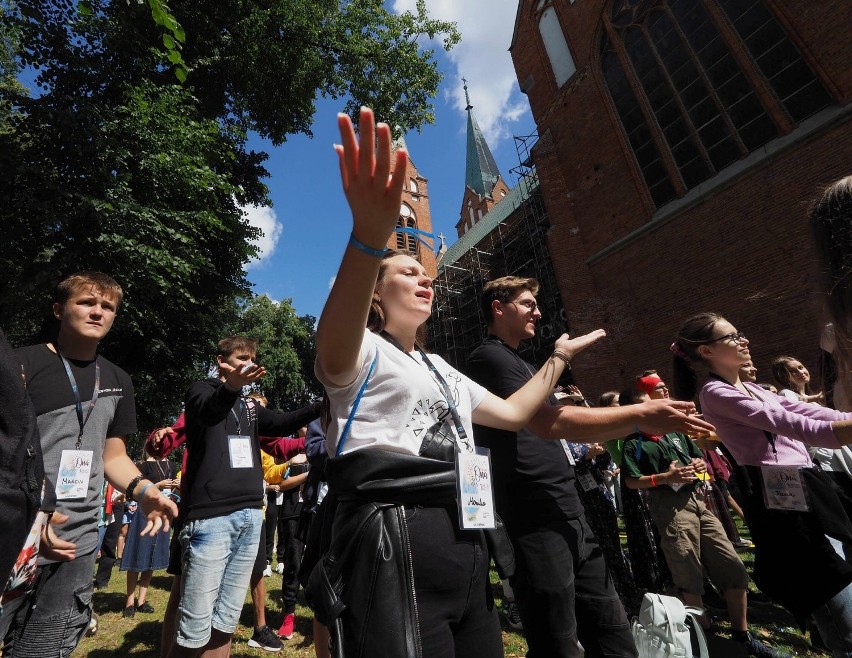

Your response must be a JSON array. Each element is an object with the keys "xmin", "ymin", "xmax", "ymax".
[
  {"xmin": 683, "ymin": 606, "xmax": 710, "ymax": 658},
  {"xmin": 335, "ymin": 351, "xmax": 378, "ymax": 457}
]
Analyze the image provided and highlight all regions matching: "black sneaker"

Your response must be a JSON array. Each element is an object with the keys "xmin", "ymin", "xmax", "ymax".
[
  {"xmin": 135, "ymin": 601, "xmax": 155, "ymax": 613},
  {"xmin": 248, "ymin": 625, "xmax": 283, "ymax": 652},
  {"xmin": 121, "ymin": 606, "xmax": 135, "ymax": 618},
  {"xmin": 505, "ymin": 601, "xmax": 523, "ymax": 630},
  {"xmin": 742, "ymin": 632, "xmax": 792, "ymax": 658}
]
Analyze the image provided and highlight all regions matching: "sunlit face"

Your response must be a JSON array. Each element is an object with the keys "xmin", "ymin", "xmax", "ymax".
[
  {"xmin": 53, "ymin": 287, "xmax": 119, "ymax": 343},
  {"xmin": 649, "ymin": 381, "xmax": 670, "ymax": 400},
  {"xmin": 699, "ymin": 319, "xmax": 750, "ymax": 369},
  {"xmin": 494, "ymin": 289, "xmax": 541, "ymax": 341},
  {"xmin": 785, "ymin": 360, "xmax": 810, "ymax": 385},
  {"xmin": 375, "ymin": 255, "xmax": 433, "ymax": 330},
  {"xmin": 739, "ymin": 361, "xmax": 757, "ymax": 382}
]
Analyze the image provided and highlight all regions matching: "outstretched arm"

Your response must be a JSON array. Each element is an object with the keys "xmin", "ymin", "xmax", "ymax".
[
  {"xmin": 316, "ymin": 108, "xmax": 408, "ymax": 387},
  {"xmin": 472, "ymin": 330, "xmax": 604, "ymax": 431},
  {"xmin": 527, "ymin": 398, "xmax": 715, "ymax": 442}
]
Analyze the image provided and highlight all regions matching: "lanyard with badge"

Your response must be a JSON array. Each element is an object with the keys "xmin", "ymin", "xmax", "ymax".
[
  {"xmin": 382, "ymin": 333, "xmax": 496, "ymax": 530},
  {"xmin": 56, "ymin": 347, "xmax": 99, "ymax": 500},
  {"xmin": 228, "ymin": 398, "xmax": 254, "ymax": 468}
]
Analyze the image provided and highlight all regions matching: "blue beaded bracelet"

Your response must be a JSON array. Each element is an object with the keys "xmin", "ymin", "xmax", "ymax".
[{"xmin": 349, "ymin": 233, "xmax": 388, "ymax": 258}]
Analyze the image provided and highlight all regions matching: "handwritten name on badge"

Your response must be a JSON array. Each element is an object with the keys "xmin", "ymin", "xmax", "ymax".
[
  {"xmin": 57, "ymin": 449, "xmax": 94, "ymax": 499},
  {"xmin": 456, "ymin": 448, "xmax": 496, "ymax": 530},
  {"xmin": 761, "ymin": 465, "xmax": 810, "ymax": 512}
]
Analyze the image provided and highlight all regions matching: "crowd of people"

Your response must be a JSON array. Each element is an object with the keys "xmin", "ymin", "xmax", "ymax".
[{"xmin": 0, "ymin": 107, "xmax": 851, "ymax": 658}]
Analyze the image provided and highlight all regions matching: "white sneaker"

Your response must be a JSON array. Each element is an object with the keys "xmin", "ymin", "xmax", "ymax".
[
  {"xmin": 262, "ymin": 564, "xmax": 272, "ymax": 578},
  {"xmin": 275, "ymin": 562, "xmax": 284, "ymax": 575}
]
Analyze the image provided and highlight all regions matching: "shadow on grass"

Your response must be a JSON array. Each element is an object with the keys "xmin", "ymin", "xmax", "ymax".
[
  {"xmin": 93, "ymin": 590, "xmax": 129, "ymax": 614},
  {"xmin": 85, "ymin": 620, "xmax": 161, "ymax": 658}
]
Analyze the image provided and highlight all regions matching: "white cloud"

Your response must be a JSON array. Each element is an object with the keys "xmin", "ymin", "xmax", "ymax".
[
  {"xmin": 328, "ymin": 276, "xmax": 336, "ymax": 290},
  {"xmin": 392, "ymin": 0, "xmax": 530, "ymax": 146},
  {"xmin": 243, "ymin": 204, "xmax": 283, "ymax": 269}
]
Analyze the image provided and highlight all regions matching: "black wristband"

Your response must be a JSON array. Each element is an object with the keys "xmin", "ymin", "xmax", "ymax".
[{"xmin": 126, "ymin": 474, "xmax": 144, "ymax": 502}]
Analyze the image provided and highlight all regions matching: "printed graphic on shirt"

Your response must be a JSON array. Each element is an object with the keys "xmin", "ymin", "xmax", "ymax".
[{"xmin": 408, "ymin": 366, "xmax": 464, "ymax": 431}]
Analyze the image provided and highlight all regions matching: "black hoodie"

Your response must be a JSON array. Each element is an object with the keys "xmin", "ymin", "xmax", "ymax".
[{"xmin": 182, "ymin": 377, "xmax": 319, "ymax": 521}]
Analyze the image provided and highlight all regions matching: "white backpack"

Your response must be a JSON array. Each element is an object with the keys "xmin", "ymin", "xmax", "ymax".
[{"xmin": 632, "ymin": 593, "xmax": 709, "ymax": 658}]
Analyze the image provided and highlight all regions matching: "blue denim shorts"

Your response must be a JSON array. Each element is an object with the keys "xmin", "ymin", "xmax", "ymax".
[{"xmin": 176, "ymin": 508, "xmax": 263, "ymax": 648}]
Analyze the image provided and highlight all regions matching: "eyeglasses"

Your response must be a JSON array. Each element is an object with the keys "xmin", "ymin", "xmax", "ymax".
[
  {"xmin": 509, "ymin": 299, "xmax": 538, "ymax": 312},
  {"xmin": 707, "ymin": 331, "xmax": 747, "ymax": 344}
]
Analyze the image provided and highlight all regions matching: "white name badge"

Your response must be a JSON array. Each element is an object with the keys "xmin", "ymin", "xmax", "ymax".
[
  {"xmin": 761, "ymin": 465, "xmax": 810, "ymax": 512},
  {"xmin": 456, "ymin": 447, "xmax": 496, "ymax": 530},
  {"xmin": 228, "ymin": 435, "xmax": 254, "ymax": 468},
  {"xmin": 56, "ymin": 449, "xmax": 94, "ymax": 500},
  {"xmin": 559, "ymin": 440, "xmax": 577, "ymax": 465},
  {"xmin": 577, "ymin": 471, "xmax": 598, "ymax": 492}
]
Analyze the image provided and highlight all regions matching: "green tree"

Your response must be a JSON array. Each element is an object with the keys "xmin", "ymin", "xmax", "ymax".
[
  {"xmin": 235, "ymin": 295, "xmax": 321, "ymax": 412},
  {"xmin": 0, "ymin": 0, "xmax": 458, "ymax": 428}
]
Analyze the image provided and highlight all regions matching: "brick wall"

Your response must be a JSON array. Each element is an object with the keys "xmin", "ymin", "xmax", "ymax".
[{"xmin": 511, "ymin": 0, "xmax": 852, "ymax": 399}]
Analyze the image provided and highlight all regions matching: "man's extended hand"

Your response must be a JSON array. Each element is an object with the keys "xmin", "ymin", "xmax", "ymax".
[
  {"xmin": 636, "ymin": 399, "xmax": 715, "ymax": 436},
  {"xmin": 554, "ymin": 329, "xmax": 607, "ymax": 361}
]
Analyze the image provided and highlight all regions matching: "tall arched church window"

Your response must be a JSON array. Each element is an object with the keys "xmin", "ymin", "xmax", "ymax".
[
  {"xmin": 601, "ymin": 0, "xmax": 833, "ymax": 208},
  {"xmin": 398, "ymin": 204, "xmax": 417, "ymax": 254},
  {"xmin": 538, "ymin": 5, "xmax": 576, "ymax": 87}
]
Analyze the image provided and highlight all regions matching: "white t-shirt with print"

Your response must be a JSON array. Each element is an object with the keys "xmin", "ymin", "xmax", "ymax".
[{"xmin": 316, "ymin": 331, "xmax": 487, "ymax": 456}]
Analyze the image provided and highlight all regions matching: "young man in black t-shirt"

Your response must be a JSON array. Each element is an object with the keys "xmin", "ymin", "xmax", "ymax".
[
  {"xmin": 466, "ymin": 276, "xmax": 715, "ymax": 658},
  {"xmin": 3, "ymin": 272, "xmax": 177, "ymax": 657}
]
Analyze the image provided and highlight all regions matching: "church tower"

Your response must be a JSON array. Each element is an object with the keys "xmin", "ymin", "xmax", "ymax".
[
  {"xmin": 456, "ymin": 80, "xmax": 511, "ymax": 238},
  {"xmin": 385, "ymin": 130, "xmax": 438, "ymax": 279}
]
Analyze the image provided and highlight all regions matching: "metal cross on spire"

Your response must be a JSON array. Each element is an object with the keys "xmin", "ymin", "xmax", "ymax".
[{"xmin": 462, "ymin": 77, "xmax": 473, "ymax": 111}]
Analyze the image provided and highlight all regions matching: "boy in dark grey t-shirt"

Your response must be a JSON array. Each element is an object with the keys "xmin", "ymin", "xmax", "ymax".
[{"xmin": 1, "ymin": 272, "xmax": 176, "ymax": 657}]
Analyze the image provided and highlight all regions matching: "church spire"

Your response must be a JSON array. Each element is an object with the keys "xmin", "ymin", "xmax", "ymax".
[{"xmin": 463, "ymin": 78, "xmax": 502, "ymax": 198}]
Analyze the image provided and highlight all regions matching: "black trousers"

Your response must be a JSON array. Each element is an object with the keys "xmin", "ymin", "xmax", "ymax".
[
  {"xmin": 509, "ymin": 515, "xmax": 638, "ymax": 658},
  {"xmin": 407, "ymin": 506, "xmax": 503, "ymax": 658},
  {"xmin": 94, "ymin": 501, "xmax": 124, "ymax": 589},
  {"xmin": 264, "ymin": 492, "xmax": 278, "ymax": 564},
  {"xmin": 280, "ymin": 516, "xmax": 304, "ymax": 613}
]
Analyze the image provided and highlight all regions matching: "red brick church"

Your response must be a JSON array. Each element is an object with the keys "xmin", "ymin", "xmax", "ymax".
[{"xmin": 509, "ymin": 0, "xmax": 852, "ymax": 394}]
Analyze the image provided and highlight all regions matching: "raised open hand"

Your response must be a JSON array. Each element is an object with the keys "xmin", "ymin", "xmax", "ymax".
[
  {"xmin": 335, "ymin": 107, "xmax": 408, "ymax": 251},
  {"xmin": 554, "ymin": 329, "xmax": 607, "ymax": 361}
]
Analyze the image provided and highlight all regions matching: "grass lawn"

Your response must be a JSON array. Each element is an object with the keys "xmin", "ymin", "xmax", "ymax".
[{"xmin": 78, "ymin": 517, "xmax": 829, "ymax": 657}]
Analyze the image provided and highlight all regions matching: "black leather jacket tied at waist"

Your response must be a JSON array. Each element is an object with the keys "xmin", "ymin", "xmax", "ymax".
[{"xmin": 305, "ymin": 447, "xmax": 514, "ymax": 658}]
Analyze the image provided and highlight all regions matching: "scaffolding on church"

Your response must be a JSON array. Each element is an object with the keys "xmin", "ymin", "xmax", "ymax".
[{"xmin": 428, "ymin": 133, "xmax": 569, "ymax": 373}]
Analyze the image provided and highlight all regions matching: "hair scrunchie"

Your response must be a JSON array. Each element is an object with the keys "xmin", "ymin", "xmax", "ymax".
[{"xmin": 670, "ymin": 341, "xmax": 688, "ymax": 359}]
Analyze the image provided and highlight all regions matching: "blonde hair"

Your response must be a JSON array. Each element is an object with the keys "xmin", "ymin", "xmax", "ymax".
[{"xmin": 54, "ymin": 272, "xmax": 123, "ymax": 306}]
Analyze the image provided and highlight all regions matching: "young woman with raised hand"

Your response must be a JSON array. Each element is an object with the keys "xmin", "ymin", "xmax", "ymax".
[
  {"xmin": 672, "ymin": 313, "xmax": 852, "ymax": 658},
  {"xmin": 309, "ymin": 107, "xmax": 602, "ymax": 657}
]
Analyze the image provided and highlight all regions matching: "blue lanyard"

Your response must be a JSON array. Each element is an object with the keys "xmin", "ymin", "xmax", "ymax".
[
  {"xmin": 380, "ymin": 332, "xmax": 473, "ymax": 453},
  {"xmin": 56, "ymin": 347, "xmax": 100, "ymax": 450},
  {"xmin": 395, "ymin": 226, "xmax": 440, "ymax": 255}
]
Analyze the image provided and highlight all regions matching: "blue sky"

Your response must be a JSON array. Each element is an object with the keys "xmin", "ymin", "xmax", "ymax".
[{"xmin": 243, "ymin": 0, "xmax": 539, "ymax": 320}]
